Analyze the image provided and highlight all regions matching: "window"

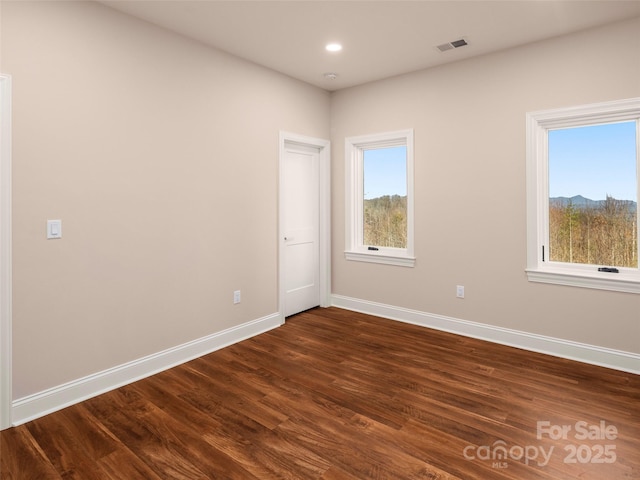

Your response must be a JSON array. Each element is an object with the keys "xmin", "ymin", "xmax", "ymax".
[
  {"xmin": 526, "ymin": 98, "xmax": 640, "ymax": 293},
  {"xmin": 345, "ymin": 129, "xmax": 414, "ymax": 267}
]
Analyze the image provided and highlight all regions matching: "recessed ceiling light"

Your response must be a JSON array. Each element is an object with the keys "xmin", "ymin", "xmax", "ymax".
[{"xmin": 325, "ymin": 43, "xmax": 343, "ymax": 52}]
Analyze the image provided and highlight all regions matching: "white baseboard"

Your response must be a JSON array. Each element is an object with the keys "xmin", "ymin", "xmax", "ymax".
[
  {"xmin": 12, "ymin": 312, "xmax": 283, "ymax": 426},
  {"xmin": 331, "ymin": 295, "xmax": 640, "ymax": 375},
  {"xmin": 12, "ymin": 301, "xmax": 638, "ymax": 426}
]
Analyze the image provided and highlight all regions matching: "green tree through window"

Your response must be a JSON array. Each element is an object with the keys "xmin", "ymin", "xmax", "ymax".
[
  {"xmin": 548, "ymin": 122, "xmax": 637, "ymax": 268},
  {"xmin": 363, "ymin": 146, "xmax": 407, "ymax": 248}
]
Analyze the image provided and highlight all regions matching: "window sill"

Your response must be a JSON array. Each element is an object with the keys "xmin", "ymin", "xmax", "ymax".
[
  {"xmin": 345, "ymin": 251, "xmax": 416, "ymax": 267},
  {"xmin": 526, "ymin": 268, "xmax": 640, "ymax": 294}
]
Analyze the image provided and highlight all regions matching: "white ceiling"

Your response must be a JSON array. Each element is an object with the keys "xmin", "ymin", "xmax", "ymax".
[{"xmin": 100, "ymin": 1, "xmax": 640, "ymax": 91}]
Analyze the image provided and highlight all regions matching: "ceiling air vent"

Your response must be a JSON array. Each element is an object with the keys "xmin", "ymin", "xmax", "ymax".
[{"xmin": 436, "ymin": 38, "xmax": 468, "ymax": 53}]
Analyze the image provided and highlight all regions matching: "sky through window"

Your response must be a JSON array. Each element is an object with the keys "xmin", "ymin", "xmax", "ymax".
[{"xmin": 548, "ymin": 121, "xmax": 637, "ymax": 201}]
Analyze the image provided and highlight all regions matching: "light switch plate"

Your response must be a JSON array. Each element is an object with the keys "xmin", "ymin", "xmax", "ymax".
[{"xmin": 47, "ymin": 219, "xmax": 62, "ymax": 239}]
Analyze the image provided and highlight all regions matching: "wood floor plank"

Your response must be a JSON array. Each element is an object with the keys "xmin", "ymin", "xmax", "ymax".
[
  {"xmin": 95, "ymin": 448, "xmax": 165, "ymax": 480},
  {"xmin": 265, "ymin": 390, "xmax": 457, "ymax": 480},
  {"xmin": 320, "ymin": 465, "xmax": 372, "ymax": 480},
  {"xmin": 24, "ymin": 407, "xmax": 115, "ymax": 480},
  {"xmin": 140, "ymin": 368, "xmax": 329, "ymax": 478},
  {"xmin": 2, "ymin": 307, "xmax": 638, "ymax": 479},
  {"xmin": 185, "ymin": 358, "xmax": 290, "ymax": 430},
  {"xmin": 81, "ymin": 387, "xmax": 211, "ymax": 479},
  {"xmin": 0, "ymin": 425, "xmax": 61, "ymax": 480}
]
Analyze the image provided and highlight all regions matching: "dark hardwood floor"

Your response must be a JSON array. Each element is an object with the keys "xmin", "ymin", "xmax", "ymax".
[{"xmin": 2, "ymin": 307, "xmax": 639, "ymax": 479}]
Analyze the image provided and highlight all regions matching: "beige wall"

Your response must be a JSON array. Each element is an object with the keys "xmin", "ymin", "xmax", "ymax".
[
  {"xmin": 2, "ymin": 1, "xmax": 638, "ymax": 402},
  {"xmin": 1, "ymin": 1, "xmax": 330, "ymax": 399},
  {"xmin": 331, "ymin": 17, "xmax": 640, "ymax": 354}
]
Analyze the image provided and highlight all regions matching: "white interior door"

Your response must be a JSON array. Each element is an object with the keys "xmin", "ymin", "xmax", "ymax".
[{"xmin": 282, "ymin": 142, "xmax": 321, "ymax": 317}]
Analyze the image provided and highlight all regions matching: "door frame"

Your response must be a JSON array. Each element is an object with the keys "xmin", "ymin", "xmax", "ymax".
[
  {"xmin": 0, "ymin": 74, "xmax": 12, "ymax": 430},
  {"xmin": 278, "ymin": 132, "xmax": 330, "ymax": 321}
]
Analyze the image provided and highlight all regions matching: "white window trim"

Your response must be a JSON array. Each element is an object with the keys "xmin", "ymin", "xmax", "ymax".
[
  {"xmin": 345, "ymin": 129, "xmax": 415, "ymax": 267},
  {"xmin": 526, "ymin": 97, "xmax": 640, "ymax": 294}
]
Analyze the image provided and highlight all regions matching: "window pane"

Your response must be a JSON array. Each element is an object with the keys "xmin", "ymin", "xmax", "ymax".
[
  {"xmin": 548, "ymin": 121, "xmax": 638, "ymax": 267},
  {"xmin": 363, "ymin": 146, "xmax": 407, "ymax": 248}
]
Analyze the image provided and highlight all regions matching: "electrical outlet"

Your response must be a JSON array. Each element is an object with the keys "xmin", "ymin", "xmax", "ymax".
[
  {"xmin": 233, "ymin": 290, "xmax": 241, "ymax": 304},
  {"xmin": 456, "ymin": 285, "xmax": 465, "ymax": 299}
]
